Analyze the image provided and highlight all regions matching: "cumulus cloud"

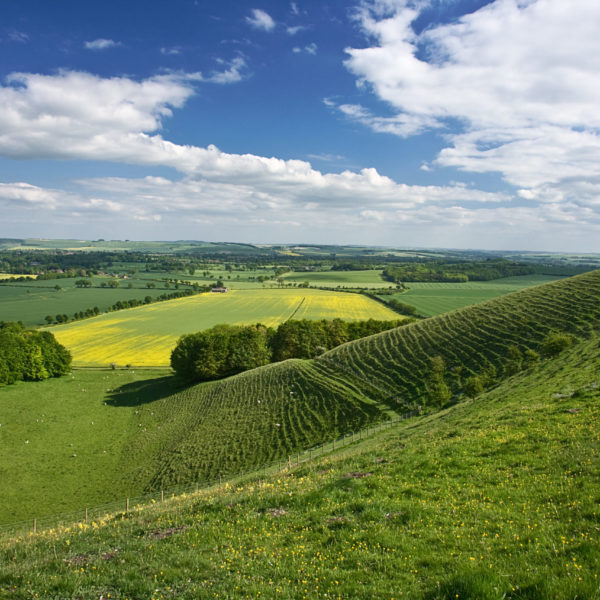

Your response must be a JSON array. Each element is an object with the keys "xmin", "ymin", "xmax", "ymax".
[
  {"xmin": 343, "ymin": 0, "xmax": 600, "ymax": 201},
  {"xmin": 1, "ymin": 67, "xmax": 597, "ymax": 248},
  {"xmin": 4, "ymin": 175, "xmax": 597, "ymax": 250},
  {"xmin": 84, "ymin": 38, "xmax": 121, "ymax": 50},
  {"xmin": 246, "ymin": 9, "xmax": 276, "ymax": 31}
]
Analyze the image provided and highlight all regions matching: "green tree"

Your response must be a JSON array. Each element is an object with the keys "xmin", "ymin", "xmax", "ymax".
[
  {"xmin": 464, "ymin": 376, "xmax": 484, "ymax": 398},
  {"xmin": 428, "ymin": 355, "xmax": 451, "ymax": 406}
]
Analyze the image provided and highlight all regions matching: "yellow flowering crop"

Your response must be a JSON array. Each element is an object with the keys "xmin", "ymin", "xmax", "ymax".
[{"xmin": 50, "ymin": 289, "xmax": 401, "ymax": 366}]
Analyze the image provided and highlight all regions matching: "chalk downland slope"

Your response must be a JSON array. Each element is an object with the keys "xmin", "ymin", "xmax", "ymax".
[
  {"xmin": 2, "ymin": 328, "xmax": 599, "ymax": 599},
  {"xmin": 130, "ymin": 270, "xmax": 600, "ymax": 490}
]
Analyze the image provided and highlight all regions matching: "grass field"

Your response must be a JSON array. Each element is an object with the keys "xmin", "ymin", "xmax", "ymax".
[
  {"xmin": 0, "ymin": 279, "xmax": 176, "ymax": 326},
  {"xmin": 49, "ymin": 288, "xmax": 401, "ymax": 366},
  {"xmin": 0, "ymin": 360, "xmax": 386, "ymax": 524},
  {"xmin": 381, "ymin": 274, "xmax": 563, "ymax": 316},
  {"xmin": 1, "ymin": 334, "xmax": 598, "ymax": 599},
  {"xmin": 281, "ymin": 269, "xmax": 393, "ymax": 288},
  {"xmin": 0, "ymin": 368, "xmax": 170, "ymax": 523}
]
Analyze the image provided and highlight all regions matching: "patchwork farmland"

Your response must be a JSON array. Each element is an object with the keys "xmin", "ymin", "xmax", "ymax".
[{"xmin": 49, "ymin": 288, "xmax": 401, "ymax": 366}]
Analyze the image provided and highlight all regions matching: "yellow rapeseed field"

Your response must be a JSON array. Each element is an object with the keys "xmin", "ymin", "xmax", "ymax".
[
  {"xmin": 0, "ymin": 273, "xmax": 37, "ymax": 279},
  {"xmin": 50, "ymin": 288, "xmax": 401, "ymax": 366}
]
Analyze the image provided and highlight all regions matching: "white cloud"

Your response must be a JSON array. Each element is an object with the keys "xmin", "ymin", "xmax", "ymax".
[
  {"xmin": 84, "ymin": 39, "xmax": 121, "ymax": 50},
  {"xmin": 0, "ymin": 182, "xmax": 61, "ymax": 208},
  {"xmin": 286, "ymin": 25, "xmax": 306, "ymax": 35},
  {"xmin": 160, "ymin": 47, "xmax": 181, "ymax": 55},
  {"xmin": 4, "ymin": 175, "xmax": 598, "ymax": 250},
  {"xmin": 293, "ymin": 43, "xmax": 317, "ymax": 55},
  {"xmin": 291, "ymin": 2, "xmax": 299, "ymax": 16},
  {"xmin": 246, "ymin": 9, "xmax": 276, "ymax": 31},
  {"xmin": 1, "ymin": 68, "xmax": 597, "ymax": 249},
  {"xmin": 207, "ymin": 57, "xmax": 247, "ymax": 84},
  {"xmin": 343, "ymin": 0, "xmax": 600, "ymax": 200}
]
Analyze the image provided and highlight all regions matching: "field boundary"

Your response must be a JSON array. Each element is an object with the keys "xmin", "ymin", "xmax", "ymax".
[{"xmin": 0, "ymin": 409, "xmax": 420, "ymax": 539}]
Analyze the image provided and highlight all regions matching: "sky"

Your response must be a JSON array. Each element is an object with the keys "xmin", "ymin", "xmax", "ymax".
[{"xmin": 1, "ymin": 0, "xmax": 599, "ymax": 252}]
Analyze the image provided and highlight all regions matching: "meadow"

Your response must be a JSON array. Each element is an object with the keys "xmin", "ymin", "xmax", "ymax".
[
  {"xmin": 0, "ymin": 368, "xmax": 170, "ymax": 523},
  {"xmin": 1, "ymin": 333, "xmax": 598, "ymax": 599},
  {"xmin": 0, "ymin": 276, "xmax": 183, "ymax": 326},
  {"xmin": 1, "ymin": 270, "xmax": 594, "ymax": 527},
  {"xmin": 49, "ymin": 288, "xmax": 401, "ymax": 366},
  {"xmin": 281, "ymin": 269, "xmax": 393, "ymax": 288},
  {"xmin": 381, "ymin": 274, "xmax": 563, "ymax": 316}
]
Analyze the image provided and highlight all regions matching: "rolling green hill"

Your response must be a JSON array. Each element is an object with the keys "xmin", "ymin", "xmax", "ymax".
[
  {"xmin": 1, "ymin": 271, "xmax": 599, "ymax": 527},
  {"xmin": 1, "ymin": 328, "xmax": 598, "ymax": 599}
]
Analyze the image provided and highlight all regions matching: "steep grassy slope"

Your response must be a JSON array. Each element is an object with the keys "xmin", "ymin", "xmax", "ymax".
[
  {"xmin": 0, "ymin": 361, "xmax": 386, "ymax": 524},
  {"xmin": 125, "ymin": 270, "xmax": 600, "ymax": 492},
  {"xmin": 322, "ymin": 269, "xmax": 600, "ymax": 408},
  {"xmin": 1, "ymin": 334, "xmax": 598, "ymax": 599},
  {"xmin": 124, "ymin": 359, "xmax": 386, "ymax": 490}
]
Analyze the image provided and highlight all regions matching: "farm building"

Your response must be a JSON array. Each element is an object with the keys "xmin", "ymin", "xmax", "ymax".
[{"xmin": 211, "ymin": 287, "xmax": 229, "ymax": 293}]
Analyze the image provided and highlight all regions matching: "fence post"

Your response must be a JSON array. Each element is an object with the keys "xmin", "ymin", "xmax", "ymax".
[
  {"xmin": 161, "ymin": 490, "xmax": 164, "ymax": 503},
  {"xmin": 33, "ymin": 518, "xmax": 36, "ymax": 534},
  {"xmin": 85, "ymin": 507, "xmax": 88, "ymax": 523},
  {"xmin": 333, "ymin": 438, "xmax": 335, "ymax": 450},
  {"xmin": 126, "ymin": 498, "xmax": 129, "ymax": 513}
]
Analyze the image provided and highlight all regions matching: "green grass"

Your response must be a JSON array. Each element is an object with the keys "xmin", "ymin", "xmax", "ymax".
[
  {"xmin": 2, "ymin": 271, "xmax": 599, "ymax": 528},
  {"xmin": 327, "ymin": 271, "xmax": 600, "ymax": 409},
  {"xmin": 0, "ymin": 277, "xmax": 183, "ymax": 326},
  {"xmin": 380, "ymin": 275, "xmax": 563, "ymax": 316},
  {"xmin": 1, "ymin": 334, "xmax": 598, "ymax": 599},
  {"xmin": 0, "ymin": 360, "xmax": 386, "ymax": 525},
  {"xmin": 0, "ymin": 368, "xmax": 171, "ymax": 523},
  {"xmin": 281, "ymin": 269, "xmax": 393, "ymax": 288}
]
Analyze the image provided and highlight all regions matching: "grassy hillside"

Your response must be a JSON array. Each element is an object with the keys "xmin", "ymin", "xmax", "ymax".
[
  {"xmin": 1, "ymin": 333, "xmax": 598, "ymax": 599},
  {"xmin": 325, "ymin": 269, "xmax": 600, "ymax": 408},
  {"xmin": 2, "ymin": 271, "xmax": 599, "ymax": 526},
  {"xmin": 0, "ymin": 360, "xmax": 387, "ymax": 524},
  {"xmin": 385, "ymin": 274, "xmax": 563, "ymax": 316},
  {"xmin": 49, "ymin": 288, "xmax": 400, "ymax": 366}
]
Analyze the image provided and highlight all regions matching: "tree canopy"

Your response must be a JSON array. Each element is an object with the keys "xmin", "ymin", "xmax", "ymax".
[{"xmin": 0, "ymin": 322, "xmax": 72, "ymax": 385}]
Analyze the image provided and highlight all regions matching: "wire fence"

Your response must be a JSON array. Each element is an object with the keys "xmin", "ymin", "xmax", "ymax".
[{"xmin": 0, "ymin": 410, "xmax": 420, "ymax": 540}]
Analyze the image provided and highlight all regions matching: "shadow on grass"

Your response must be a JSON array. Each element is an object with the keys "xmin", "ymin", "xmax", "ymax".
[{"xmin": 106, "ymin": 375, "xmax": 181, "ymax": 407}]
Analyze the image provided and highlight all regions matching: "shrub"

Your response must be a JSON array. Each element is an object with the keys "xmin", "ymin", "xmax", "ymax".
[{"xmin": 541, "ymin": 332, "xmax": 574, "ymax": 357}]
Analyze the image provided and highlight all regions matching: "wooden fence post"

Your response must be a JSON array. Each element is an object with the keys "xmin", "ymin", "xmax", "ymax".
[
  {"xmin": 126, "ymin": 498, "xmax": 129, "ymax": 513},
  {"xmin": 85, "ymin": 507, "xmax": 88, "ymax": 523},
  {"xmin": 161, "ymin": 490, "xmax": 164, "ymax": 503},
  {"xmin": 33, "ymin": 518, "xmax": 36, "ymax": 534}
]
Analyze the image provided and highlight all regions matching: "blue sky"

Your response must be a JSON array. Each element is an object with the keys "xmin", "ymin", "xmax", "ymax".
[{"xmin": 1, "ymin": 0, "xmax": 599, "ymax": 251}]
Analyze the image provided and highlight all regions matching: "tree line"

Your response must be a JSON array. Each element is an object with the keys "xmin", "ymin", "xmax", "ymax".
[
  {"xmin": 171, "ymin": 318, "xmax": 410, "ymax": 383},
  {"xmin": 0, "ymin": 322, "xmax": 72, "ymax": 385}
]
